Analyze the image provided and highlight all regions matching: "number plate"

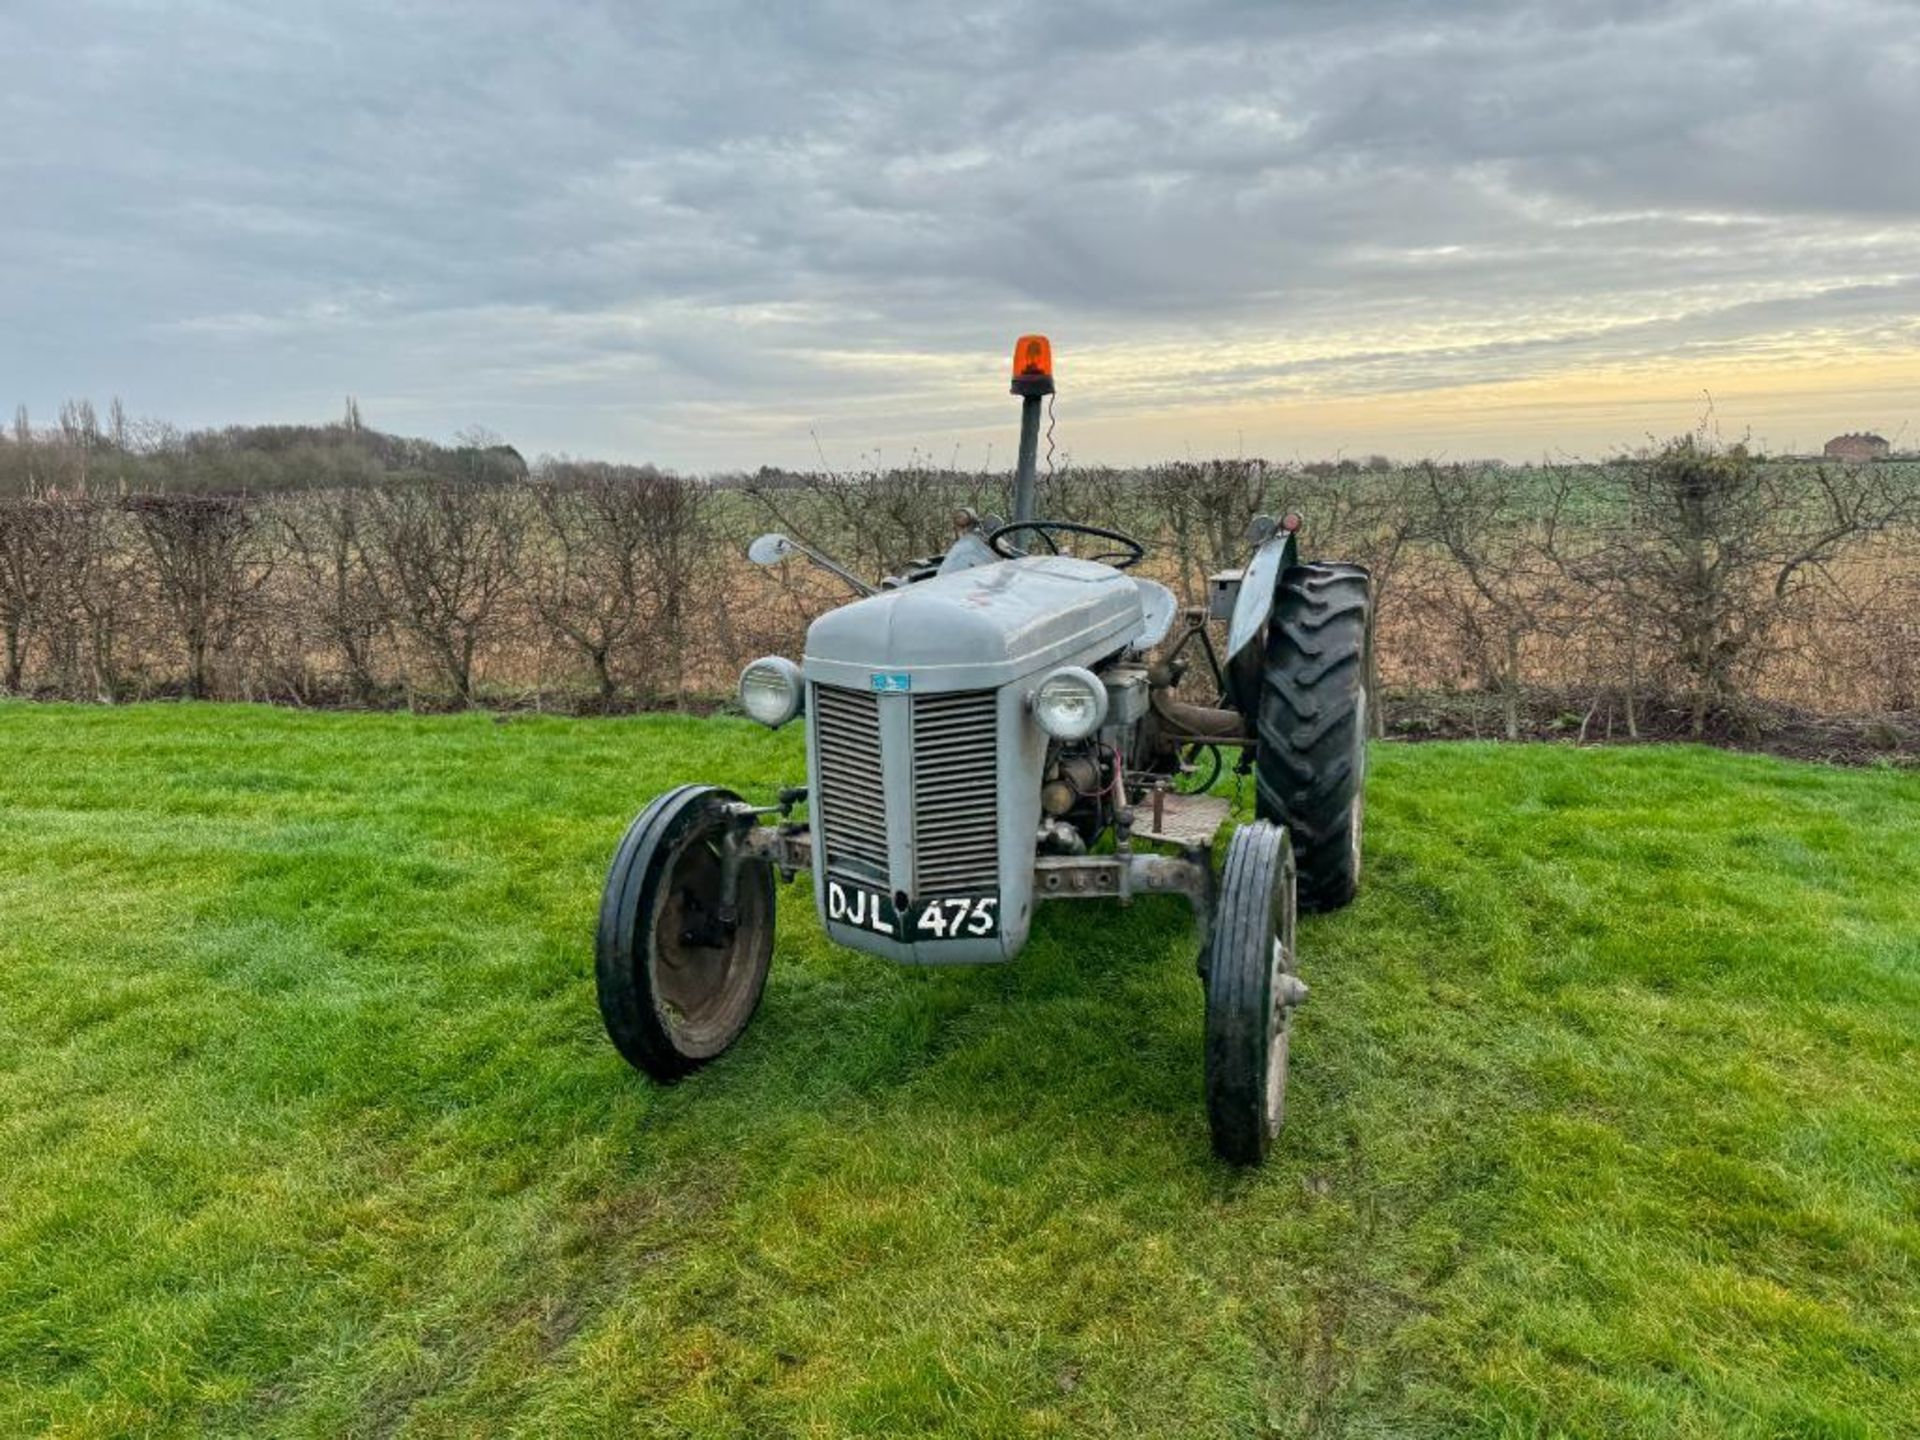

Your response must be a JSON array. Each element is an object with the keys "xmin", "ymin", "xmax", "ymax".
[{"xmin": 825, "ymin": 879, "xmax": 998, "ymax": 942}]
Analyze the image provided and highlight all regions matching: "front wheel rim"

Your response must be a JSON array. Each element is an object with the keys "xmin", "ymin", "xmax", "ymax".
[
  {"xmin": 649, "ymin": 827, "xmax": 769, "ymax": 1056},
  {"xmin": 1265, "ymin": 937, "xmax": 1290, "ymax": 1132},
  {"xmin": 1265, "ymin": 843, "xmax": 1298, "ymax": 1136}
]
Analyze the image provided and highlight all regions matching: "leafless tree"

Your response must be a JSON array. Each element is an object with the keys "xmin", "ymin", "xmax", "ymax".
[
  {"xmin": 1288, "ymin": 469, "xmax": 1421, "ymax": 736},
  {"xmin": 6, "ymin": 408, "xmax": 37, "ymax": 496},
  {"xmin": 527, "ymin": 460, "xmax": 711, "ymax": 706},
  {"xmin": 280, "ymin": 487, "xmax": 390, "ymax": 702},
  {"xmin": 1608, "ymin": 438, "xmax": 1919, "ymax": 735},
  {"xmin": 626, "ymin": 467, "xmax": 721, "ymax": 705},
  {"xmin": 126, "ymin": 492, "xmax": 276, "ymax": 699},
  {"xmin": 0, "ymin": 498, "xmax": 46, "ymax": 691},
  {"xmin": 1140, "ymin": 459, "xmax": 1278, "ymax": 603},
  {"xmin": 55, "ymin": 400, "xmax": 103, "ymax": 492},
  {"xmin": 1414, "ymin": 462, "xmax": 1578, "ymax": 740},
  {"xmin": 362, "ymin": 478, "xmax": 523, "ymax": 705},
  {"xmin": 1039, "ymin": 462, "xmax": 1139, "ymax": 535},
  {"xmin": 33, "ymin": 494, "xmax": 141, "ymax": 700}
]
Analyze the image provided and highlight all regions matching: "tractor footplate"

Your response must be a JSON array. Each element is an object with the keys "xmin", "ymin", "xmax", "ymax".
[{"xmin": 1134, "ymin": 791, "xmax": 1232, "ymax": 848}]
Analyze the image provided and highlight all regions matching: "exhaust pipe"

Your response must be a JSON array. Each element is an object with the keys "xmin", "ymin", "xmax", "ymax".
[{"xmin": 1151, "ymin": 689, "xmax": 1251, "ymax": 744}]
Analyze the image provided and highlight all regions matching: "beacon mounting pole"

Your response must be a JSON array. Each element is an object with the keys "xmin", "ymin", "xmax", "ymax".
[{"xmin": 1009, "ymin": 334, "xmax": 1055, "ymax": 526}]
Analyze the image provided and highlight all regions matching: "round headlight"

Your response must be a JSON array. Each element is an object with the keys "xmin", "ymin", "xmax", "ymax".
[
  {"xmin": 739, "ymin": 656, "xmax": 803, "ymax": 728},
  {"xmin": 1031, "ymin": 666, "xmax": 1108, "ymax": 741}
]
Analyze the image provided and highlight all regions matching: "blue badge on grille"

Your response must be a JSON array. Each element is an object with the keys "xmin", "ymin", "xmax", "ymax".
[{"xmin": 870, "ymin": 672, "xmax": 911, "ymax": 693}]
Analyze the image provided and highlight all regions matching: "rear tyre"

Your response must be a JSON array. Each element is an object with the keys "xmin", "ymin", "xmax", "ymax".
[
  {"xmin": 1254, "ymin": 562, "xmax": 1372, "ymax": 912},
  {"xmin": 596, "ymin": 784, "xmax": 775, "ymax": 1080},
  {"xmin": 1204, "ymin": 821, "xmax": 1300, "ymax": 1166}
]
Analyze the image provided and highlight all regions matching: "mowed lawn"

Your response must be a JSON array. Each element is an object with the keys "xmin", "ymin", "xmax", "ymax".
[{"xmin": 1, "ymin": 705, "xmax": 1917, "ymax": 1438}]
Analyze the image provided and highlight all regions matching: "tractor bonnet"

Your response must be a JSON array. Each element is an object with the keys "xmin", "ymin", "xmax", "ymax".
[{"xmin": 803, "ymin": 554, "xmax": 1143, "ymax": 694}]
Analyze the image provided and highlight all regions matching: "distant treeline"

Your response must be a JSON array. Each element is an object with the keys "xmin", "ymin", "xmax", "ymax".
[
  {"xmin": 0, "ymin": 398, "xmax": 536, "ymax": 496},
  {"xmin": 2, "ymin": 401, "xmax": 1917, "ymax": 738}
]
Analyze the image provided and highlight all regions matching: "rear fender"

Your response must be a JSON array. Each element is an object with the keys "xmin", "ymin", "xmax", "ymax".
[{"xmin": 1223, "ymin": 530, "xmax": 1298, "ymax": 710}]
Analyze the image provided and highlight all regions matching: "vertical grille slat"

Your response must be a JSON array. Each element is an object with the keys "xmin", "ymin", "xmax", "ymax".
[
  {"xmin": 812, "ymin": 685, "xmax": 888, "ymax": 876},
  {"xmin": 911, "ymin": 690, "xmax": 999, "ymax": 893}
]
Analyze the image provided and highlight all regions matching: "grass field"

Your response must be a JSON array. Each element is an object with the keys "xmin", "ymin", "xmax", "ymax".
[{"xmin": 1, "ymin": 704, "xmax": 1917, "ymax": 1437}]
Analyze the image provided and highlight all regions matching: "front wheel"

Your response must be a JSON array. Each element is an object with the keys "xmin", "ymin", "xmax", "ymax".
[
  {"xmin": 596, "ymin": 784, "xmax": 775, "ymax": 1080},
  {"xmin": 1204, "ymin": 821, "xmax": 1302, "ymax": 1165}
]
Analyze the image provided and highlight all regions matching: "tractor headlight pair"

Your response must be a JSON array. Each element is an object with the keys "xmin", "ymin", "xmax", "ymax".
[
  {"xmin": 1031, "ymin": 666, "xmax": 1108, "ymax": 741},
  {"xmin": 739, "ymin": 656, "xmax": 803, "ymax": 728}
]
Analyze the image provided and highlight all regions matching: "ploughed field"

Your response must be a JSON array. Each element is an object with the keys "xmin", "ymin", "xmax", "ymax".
[{"xmin": 1, "ymin": 703, "xmax": 1916, "ymax": 1437}]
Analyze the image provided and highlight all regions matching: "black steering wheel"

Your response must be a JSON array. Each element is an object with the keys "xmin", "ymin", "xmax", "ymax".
[{"xmin": 986, "ymin": 520, "xmax": 1147, "ymax": 571}]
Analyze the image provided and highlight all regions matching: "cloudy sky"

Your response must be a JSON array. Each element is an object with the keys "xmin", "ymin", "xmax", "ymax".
[{"xmin": 3, "ymin": 1, "xmax": 1917, "ymax": 469}]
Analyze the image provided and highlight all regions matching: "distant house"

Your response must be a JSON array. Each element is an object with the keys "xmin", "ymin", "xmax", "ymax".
[{"xmin": 1823, "ymin": 432, "xmax": 1891, "ymax": 461}]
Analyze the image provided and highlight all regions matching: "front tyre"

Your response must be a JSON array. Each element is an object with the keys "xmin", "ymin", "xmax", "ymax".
[
  {"xmin": 596, "ymin": 784, "xmax": 775, "ymax": 1080},
  {"xmin": 1255, "ymin": 562, "xmax": 1372, "ymax": 912},
  {"xmin": 1204, "ymin": 821, "xmax": 1301, "ymax": 1165}
]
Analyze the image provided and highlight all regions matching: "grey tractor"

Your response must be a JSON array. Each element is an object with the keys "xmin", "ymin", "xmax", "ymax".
[{"xmin": 596, "ymin": 336, "xmax": 1372, "ymax": 1163}]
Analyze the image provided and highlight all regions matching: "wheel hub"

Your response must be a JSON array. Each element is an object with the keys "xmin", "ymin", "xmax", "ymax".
[{"xmin": 650, "ymin": 832, "xmax": 767, "ymax": 1049}]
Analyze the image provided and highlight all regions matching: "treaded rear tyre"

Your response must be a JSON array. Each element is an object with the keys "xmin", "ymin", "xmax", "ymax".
[
  {"xmin": 1204, "ymin": 821, "xmax": 1299, "ymax": 1165},
  {"xmin": 1254, "ymin": 562, "xmax": 1372, "ymax": 913}
]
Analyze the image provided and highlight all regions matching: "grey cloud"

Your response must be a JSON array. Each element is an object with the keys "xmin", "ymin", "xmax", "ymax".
[{"xmin": 1, "ymin": 0, "xmax": 1915, "ymax": 466}]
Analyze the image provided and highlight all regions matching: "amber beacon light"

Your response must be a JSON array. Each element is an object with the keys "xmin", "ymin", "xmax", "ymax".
[{"xmin": 1010, "ymin": 334, "xmax": 1055, "ymax": 397}]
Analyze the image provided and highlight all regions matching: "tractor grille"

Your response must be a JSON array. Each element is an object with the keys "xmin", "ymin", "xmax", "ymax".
[
  {"xmin": 910, "ymin": 689, "xmax": 999, "ymax": 893},
  {"xmin": 812, "ymin": 683, "xmax": 1001, "ymax": 895},
  {"xmin": 813, "ymin": 685, "xmax": 888, "ymax": 877}
]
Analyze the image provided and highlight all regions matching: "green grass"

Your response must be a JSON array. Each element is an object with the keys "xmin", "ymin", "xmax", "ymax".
[{"xmin": 1, "ymin": 704, "xmax": 1917, "ymax": 1438}]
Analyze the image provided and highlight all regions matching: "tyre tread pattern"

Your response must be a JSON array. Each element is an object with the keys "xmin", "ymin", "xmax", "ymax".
[
  {"xmin": 1204, "ymin": 821, "xmax": 1288, "ymax": 1165},
  {"xmin": 1254, "ymin": 562, "xmax": 1372, "ymax": 912}
]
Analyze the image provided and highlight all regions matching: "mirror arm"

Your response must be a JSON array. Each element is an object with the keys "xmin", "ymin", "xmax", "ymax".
[{"xmin": 787, "ymin": 540, "xmax": 877, "ymax": 598}]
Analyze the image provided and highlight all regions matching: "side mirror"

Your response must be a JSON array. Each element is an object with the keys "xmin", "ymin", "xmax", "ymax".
[
  {"xmin": 744, "ymin": 531, "xmax": 877, "ymax": 597},
  {"xmin": 747, "ymin": 533, "xmax": 797, "ymax": 567}
]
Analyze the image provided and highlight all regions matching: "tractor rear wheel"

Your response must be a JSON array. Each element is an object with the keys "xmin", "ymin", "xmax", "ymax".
[
  {"xmin": 1254, "ymin": 562, "xmax": 1372, "ymax": 912},
  {"xmin": 1204, "ymin": 821, "xmax": 1301, "ymax": 1165},
  {"xmin": 596, "ymin": 784, "xmax": 775, "ymax": 1080}
]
